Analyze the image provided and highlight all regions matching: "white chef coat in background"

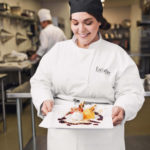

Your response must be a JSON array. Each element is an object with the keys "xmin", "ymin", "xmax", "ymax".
[
  {"xmin": 36, "ymin": 24, "xmax": 66, "ymax": 57},
  {"xmin": 30, "ymin": 36, "xmax": 145, "ymax": 150}
]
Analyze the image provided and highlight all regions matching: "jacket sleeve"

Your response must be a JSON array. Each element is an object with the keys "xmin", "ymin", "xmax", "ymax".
[
  {"xmin": 61, "ymin": 32, "xmax": 67, "ymax": 41},
  {"xmin": 36, "ymin": 30, "xmax": 49, "ymax": 57},
  {"xmin": 30, "ymin": 44, "xmax": 59, "ymax": 118},
  {"xmin": 114, "ymin": 49, "xmax": 145, "ymax": 121}
]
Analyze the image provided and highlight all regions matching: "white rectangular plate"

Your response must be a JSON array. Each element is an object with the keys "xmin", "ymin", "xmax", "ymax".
[{"xmin": 39, "ymin": 104, "xmax": 113, "ymax": 129}]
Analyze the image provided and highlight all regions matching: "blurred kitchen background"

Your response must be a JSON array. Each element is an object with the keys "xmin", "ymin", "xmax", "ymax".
[{"xmin": 0, "ymin": 0, "xmax": 150, "ymax": 150}]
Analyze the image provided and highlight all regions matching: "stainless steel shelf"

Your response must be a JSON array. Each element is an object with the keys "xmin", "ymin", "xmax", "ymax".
[{"xmin": 0, "ymin": 12, "xmax": 36, "ymax": 22}]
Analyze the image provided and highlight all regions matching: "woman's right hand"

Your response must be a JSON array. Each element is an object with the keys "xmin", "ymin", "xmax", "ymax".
[
  {"xmin": 30, "ymin": 53, "xmax": 39, "ymax": 61},
  {"xmin": 41, "ymin": 100, "xmax": 54, "ymax": 116}
]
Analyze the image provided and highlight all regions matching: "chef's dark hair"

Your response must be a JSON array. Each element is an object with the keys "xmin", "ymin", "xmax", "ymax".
[{"xmin": 69, "ymin": 0, "xmax": 110, "ymax": 29}]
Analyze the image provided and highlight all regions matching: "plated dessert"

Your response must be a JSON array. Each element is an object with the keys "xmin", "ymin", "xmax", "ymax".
[{"xmin": 58, "ymin": 102, "xmax": 103, "ymax": 126}]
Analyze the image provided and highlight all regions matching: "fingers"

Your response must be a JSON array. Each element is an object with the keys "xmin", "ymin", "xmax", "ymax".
[
  {"xmin": 112, "ymin": 106, "xmax": 125, "ymax": 126},
  {"xmin": 41, "ymin": 100, "xmax": 54, "ymax": 116},
  {"xmin": 30, "ymin": 54, "xmax": 38, "ymax": 61}
]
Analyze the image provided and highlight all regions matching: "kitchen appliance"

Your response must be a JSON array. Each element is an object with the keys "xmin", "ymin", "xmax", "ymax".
[{"xmin": 0, "ymin": 3, "xmax": 9, "ymax": 12}]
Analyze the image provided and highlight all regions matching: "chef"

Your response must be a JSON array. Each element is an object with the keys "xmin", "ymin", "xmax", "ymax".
[
  {"xmin": 30, "ymin": 0, "xmax": 145, "ymax": 150},
  {"xmin": 30, "ymin": 8, "xmax": 66, "ymax": 61}
]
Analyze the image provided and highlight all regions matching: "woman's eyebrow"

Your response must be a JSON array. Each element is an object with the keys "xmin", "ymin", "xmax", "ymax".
[
  {"xmin": 71, "ymin": 19, "xmax": 78, "ymax": 21},
  {"xmin": 84, "ymin": 18, "xmax": 93, "ymax": 21},
  {"xmin": 71, "ymin": 18, "xmax": 93, "ymax": 22}
]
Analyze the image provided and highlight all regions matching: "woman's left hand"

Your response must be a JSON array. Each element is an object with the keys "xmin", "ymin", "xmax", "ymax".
[{"xmin": 112, "ymin": 106, "xmax": 125, "ymax": 126}]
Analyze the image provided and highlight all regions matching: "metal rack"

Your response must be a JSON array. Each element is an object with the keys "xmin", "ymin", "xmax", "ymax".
[
  {"xmin": 101, "ymin": 24, "xmax": 130, "ymax": 52},
  {"xmin": 0, "ymin": 12, "xmax": 36, "ymax": 22},
  {"xmin": 137, "ymin": 15, "xmax": 150, "ymax": 77}
]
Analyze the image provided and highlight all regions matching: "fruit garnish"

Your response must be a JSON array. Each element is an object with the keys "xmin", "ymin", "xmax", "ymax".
[
  {"xmin": 66, "ymin": 102, "xmax": 97, "ymax": 120},
  {"xmin": 83, "ymin": 108, "xmax": 95, "ymax": 120},
  {"xmin": 58, "ymin": 102, "xmax": 104, "ymax": 126},
  {"xmin": 89, "ymin": 104, "xmax": 96, "ymax": 111},
  {"xmin": 83, "ymin": 104, "xmax": 96, "ymax": 120},
  {"xmin": 79, "ymin": 101, "xmax": 84, "ymax": 112}
]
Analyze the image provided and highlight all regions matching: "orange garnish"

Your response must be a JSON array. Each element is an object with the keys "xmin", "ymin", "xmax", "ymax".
[
  {"xmin": 83, "ymin": 105, "xmax": 96, "ymax": 120},
  {"xmin": 83, "ymin": 108, "xmax": 95, "ymax": 120},
  {"xmin": 68, "ymin": 102, "xmax": 97, "ymax": 120}
]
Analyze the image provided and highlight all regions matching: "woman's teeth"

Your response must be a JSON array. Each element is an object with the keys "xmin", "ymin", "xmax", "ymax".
[{"xmin": 79, "ymin": 33, "xmax": 89, "ymax": 38}]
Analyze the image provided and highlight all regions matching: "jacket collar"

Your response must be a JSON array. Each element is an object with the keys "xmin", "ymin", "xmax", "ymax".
[{"xmin": 72, "ymin": 32, "xmax": 102, "ymax": 49}]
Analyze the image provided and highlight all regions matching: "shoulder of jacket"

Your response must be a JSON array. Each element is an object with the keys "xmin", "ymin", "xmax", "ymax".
[
  {"xmin": 56, "ymin": 39, "xmax": 73, "ymax": 46},
  {"xmin": 41, "ymin": 24, "xmax": 54, "ymax": 32},
  {"xmin": 100, "ymin": 39, "xmax": 127, "ymax": 55}
]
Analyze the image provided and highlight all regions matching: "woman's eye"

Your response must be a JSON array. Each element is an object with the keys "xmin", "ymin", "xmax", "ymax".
[
  {"xmin": 73, "ymin": 22, "xmax": 78, "ymax": 25},
  {"xmin": 85, "ymin": 21, "xmax": 93, "ymax": 25},
  {"xmin": 72, "ymin": 21, "xmax": 78, "ymax": 25}
]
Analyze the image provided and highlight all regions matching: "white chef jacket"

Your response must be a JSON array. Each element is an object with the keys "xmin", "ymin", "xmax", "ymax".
[
  {"xmin": 30, "ymin": 36, "xmax": 144, "ymax": 150},
  {"xmin": 36, "ymin": 24, "xmax": 66, "ymax": 57}
]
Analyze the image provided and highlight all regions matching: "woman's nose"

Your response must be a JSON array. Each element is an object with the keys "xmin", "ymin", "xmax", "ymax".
[{"xmin": 78, "ymin": 24, "xmax": 86, "ymax": 33}]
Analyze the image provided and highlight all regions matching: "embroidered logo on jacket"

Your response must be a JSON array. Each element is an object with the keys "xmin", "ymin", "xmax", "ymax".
[{"xmin": 96, "ymin": 66, "xmax": 110, "ymax": 75}]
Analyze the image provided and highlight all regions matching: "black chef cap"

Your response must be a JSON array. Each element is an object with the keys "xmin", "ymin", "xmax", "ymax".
[
  {"xmin": 99, "ymin": 17, "xmax": 111, "ymax": 30},
  {"xmin": 69, "ymin": 0, "xmax": 104, "ymax": 24}
]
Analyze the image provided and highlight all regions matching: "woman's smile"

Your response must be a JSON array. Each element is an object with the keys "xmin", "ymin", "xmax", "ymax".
[
  {"xmin": 78, "ymin": 32, "xmax": 90, "ymax": 38},
  {"xmin": 71, "ymin": 12, "xmax": 100, "ymax": 48}
]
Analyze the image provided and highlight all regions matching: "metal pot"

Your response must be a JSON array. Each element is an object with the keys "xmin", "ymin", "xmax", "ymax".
[
  {"xmin": 21, "ymin": 9, "xmax": 35, "ymax": 18},
  {"xmin": 10, "ymin": 6, "xmax": 21, "ymax": 15},
  {"xmin": 0, "ymin": 3, "xmax": 9, "ymax": 11}
]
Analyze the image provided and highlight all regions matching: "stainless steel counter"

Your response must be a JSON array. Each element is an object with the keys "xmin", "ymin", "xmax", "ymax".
[
  {"xmin": 0, "ymin": 73, "xmax": 7, "ymax": 132},
  {"xmin": 7, "ymin": 92, "xmax": 36, "ymax": 150},
  {"xmin": 144, "ymin": 91, "xmax": 150, "ymax": 97},
  {"xmin": 0, "ymin": 61, "xmax": 32, "ymax": 85}
]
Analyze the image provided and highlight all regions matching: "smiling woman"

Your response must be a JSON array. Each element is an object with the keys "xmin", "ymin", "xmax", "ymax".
[
  {"xmin": 71, "ymin": 12, "xmax": 100, "ymax": 48},
  {"xmin": 30, "ymin": 0, "xmax": 145, "ymax": 150}
]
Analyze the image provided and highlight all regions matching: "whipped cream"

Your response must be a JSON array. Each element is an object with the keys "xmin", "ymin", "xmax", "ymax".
[{"xmin": 67, "ymin": 111, "xmax": 83, "ymax": 122}]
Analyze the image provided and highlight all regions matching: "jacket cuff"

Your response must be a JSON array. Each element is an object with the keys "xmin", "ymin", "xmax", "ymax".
[{"xmin": 114, "ymin": 94, "xmax": 144, "ymax": 122}]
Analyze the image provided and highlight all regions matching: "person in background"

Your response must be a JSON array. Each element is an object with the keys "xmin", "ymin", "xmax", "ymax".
[
  {"xmin": 30, "ymin": 0, "xmax": 145, "ymax": 150},
  {"xmin": 30, "ymin": 8, "xmax": 66, "ymax": 61}
]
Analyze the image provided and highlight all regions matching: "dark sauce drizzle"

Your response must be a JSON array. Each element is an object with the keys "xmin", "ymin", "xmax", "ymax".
[{"xmin": 58, "ymin": 111, "xmax": 103, "ymax": 126}]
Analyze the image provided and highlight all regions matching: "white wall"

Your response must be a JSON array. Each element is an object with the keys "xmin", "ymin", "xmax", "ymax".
[
  {"xmin": 130, "ymin": 0, "xmax": 142, "ymax": 64},
  {"xmin": 130, "ymin": 0, "xmax": 142, "ymax": 52},
  {"xmin": 0, "ymin": 0, "xmax": 41, "ymax": 12},
  {"xmin": 103, "ymin": 6, "xmax": 131, "ymax": 24}
]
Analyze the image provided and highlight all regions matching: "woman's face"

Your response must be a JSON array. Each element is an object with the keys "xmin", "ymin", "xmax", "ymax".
[{"xmin": 71, "ymin": 12, "xmax": 101, "ymax": 48}]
